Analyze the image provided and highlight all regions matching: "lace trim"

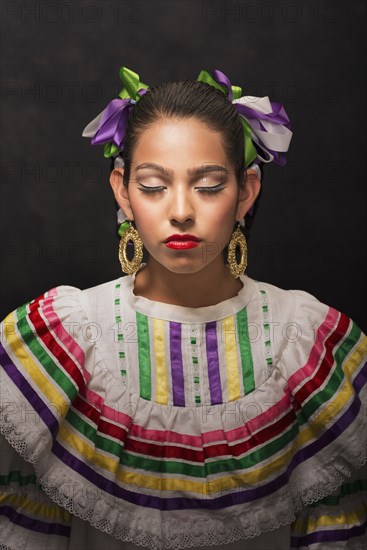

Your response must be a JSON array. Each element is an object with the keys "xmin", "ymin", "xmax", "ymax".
[{"xmin": 0, "ymin": 530, "xmax": 63, "ymax": 550}]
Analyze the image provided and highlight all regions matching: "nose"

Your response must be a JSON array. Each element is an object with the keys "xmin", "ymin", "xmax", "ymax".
[{"xmin": 168, "ymin": 184, "xmax": 195, "ymax": 225}]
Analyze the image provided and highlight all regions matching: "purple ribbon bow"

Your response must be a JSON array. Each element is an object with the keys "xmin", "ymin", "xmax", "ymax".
[
  {"xmin": 92, "ymin": 88, "xmax": 148, "ymax": 148},
  {"xmin": 211, "ymin": 70, "xmax": 292, "ymax": 167}
]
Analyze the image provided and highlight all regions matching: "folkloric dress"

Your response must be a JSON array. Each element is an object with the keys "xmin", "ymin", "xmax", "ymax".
[{"xmin": 1, "ymin": 273, "xmax": 366, "ymax": 549}]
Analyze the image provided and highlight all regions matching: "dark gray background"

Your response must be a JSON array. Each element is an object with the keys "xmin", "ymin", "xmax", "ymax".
[{"xmin": 1, "ymin": 0, "xmax": 366, "ymax": 330}]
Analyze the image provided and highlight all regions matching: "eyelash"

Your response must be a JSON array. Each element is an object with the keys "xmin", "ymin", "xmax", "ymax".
[{"xmin": 137, "ymin": 184, "xmax": 226, "ymax": 194}]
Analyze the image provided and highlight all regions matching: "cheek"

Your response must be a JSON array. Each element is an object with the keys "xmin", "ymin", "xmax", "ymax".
[
  {"xmin": 211, "ymin": 198, "xmax": 237, "ymax": 227},
  {"xmin": 131, "ymin": 203, "xmax": 159, "ymax": 240}
]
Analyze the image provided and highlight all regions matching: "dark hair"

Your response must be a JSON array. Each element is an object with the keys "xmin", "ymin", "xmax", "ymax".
[{"xmin": 110, "ymin": 79, "xmax": 264, "ymax": 242}]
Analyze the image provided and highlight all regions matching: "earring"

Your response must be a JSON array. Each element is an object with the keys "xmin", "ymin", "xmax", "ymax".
[
  {"xmin": 118, "ymin": 220, "xmax": 143, "ymax": 275},
  {"xmin": 227, "ymin": 222, "xmax": 247, "ymax": 278}
]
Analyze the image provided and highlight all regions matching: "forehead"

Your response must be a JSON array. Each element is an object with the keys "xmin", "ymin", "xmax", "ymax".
[{"xmin": 132, "ymin": 117, "xmax": 231, "ymax": 167}]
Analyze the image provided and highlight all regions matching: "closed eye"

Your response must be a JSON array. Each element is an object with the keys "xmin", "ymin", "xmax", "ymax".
[
  {"xmin": 195, "ymin": 184, "xmax": 226, "ymax": 193},
  {"xmin": 137, "ymin": 185, "xmax": 166, "ymax": 193}
]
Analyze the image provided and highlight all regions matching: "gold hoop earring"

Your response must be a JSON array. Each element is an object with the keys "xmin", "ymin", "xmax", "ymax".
[
  {"xmin": 227, "ymin": 223, "xmax": 247, "ymax": 278},
  {"xmin": 118, "ymin": 221, "xmax": 143, "ymax": 275}
]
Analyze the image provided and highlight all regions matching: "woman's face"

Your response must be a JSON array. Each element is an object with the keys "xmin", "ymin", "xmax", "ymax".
[{"xmin": 114, "ymin": 117, "xmax": 258, "ymax": 275}]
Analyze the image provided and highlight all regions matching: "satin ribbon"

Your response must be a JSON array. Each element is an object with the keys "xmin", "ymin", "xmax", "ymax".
[
  {"xmin": 234, "ymin": 97, "xmax": 292, "ymax": 166},
  {"xmin": 82, "ymin": 67, "xmax": 149, "ymax": 158},
  {"xmin": 197, "ymin": 69, "xmax": 292, "ymax": 167},
  {"xmin": 197, "ymin": 69, "xmax": 243, "ymax": 101}
]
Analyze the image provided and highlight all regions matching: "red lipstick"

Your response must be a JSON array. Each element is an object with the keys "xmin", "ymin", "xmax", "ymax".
[{"xmin": 164, "ymin": 234, "xmax": 201, "ymax": 250}]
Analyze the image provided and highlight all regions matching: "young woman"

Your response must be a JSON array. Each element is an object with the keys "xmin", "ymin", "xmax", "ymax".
[{"xmin": 0, "ymin": 67, "xmax": 366, "ymax": 550}]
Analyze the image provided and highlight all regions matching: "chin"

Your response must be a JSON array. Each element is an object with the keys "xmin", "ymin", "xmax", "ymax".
[
  {"xmin": 145, "ymin": 248, "xmax": 224, "ymax": 275},
  {"xmin": 159, "ymin": 257, "xmax": 217, "ymax": 275}
]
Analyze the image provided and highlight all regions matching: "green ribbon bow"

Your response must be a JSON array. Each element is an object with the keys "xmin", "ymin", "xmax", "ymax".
[
  {"xmin": 118, "ymin": 66, "xmax": 149, "ymax": 101},
  {"xmin": 196, "ymin": 69, "xmax": 243, "ymax": 100}
]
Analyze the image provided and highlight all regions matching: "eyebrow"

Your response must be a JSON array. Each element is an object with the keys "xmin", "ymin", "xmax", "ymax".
[{"xmin": 134, "ymin": 162, "xmax": 230, "ymax": 178}]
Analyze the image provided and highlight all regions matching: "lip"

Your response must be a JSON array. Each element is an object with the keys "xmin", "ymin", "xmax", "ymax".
[
  {"xmin": 165, "ymin": 241, "xmax": 200, "ymax": 250},
  {"xmin": 164, "ymin": 234, "xmax": 201, "ymax": 243}
]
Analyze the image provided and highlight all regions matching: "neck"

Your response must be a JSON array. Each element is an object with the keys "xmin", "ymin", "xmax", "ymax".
[{"xmin": 133, "ymin": 258, "xmax": 244, "ymax": 308}]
